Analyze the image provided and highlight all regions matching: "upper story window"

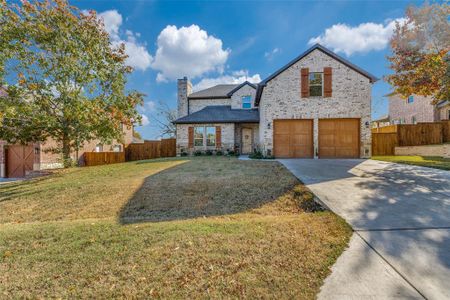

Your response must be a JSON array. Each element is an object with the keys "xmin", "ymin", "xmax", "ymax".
[
  {"xmin": 407, "ymin": 95, "xmax": 414, "ymax": 104},
  {"xmin": 242, "ymin": 96, "xmax": 252, "ymax": 109},
  {"xmin": 309, "ymin": 73, "xmax": 323, "ymax": 97}
]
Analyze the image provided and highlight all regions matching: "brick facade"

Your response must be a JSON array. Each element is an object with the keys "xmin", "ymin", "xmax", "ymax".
[
  {"xmin": 231, "ymin": 84, "xmax": 257, "ymax": 109},
  {"xmin": 189, "ymin": 98, "xmax": 230, "ymax": 113},
  {"xmin": 388, "ymin": 94, "xmax": 439, "ymax": 124},
  {"xmin": 259, "ymin": 49, "xmax": 372, "ymax": 158},
  {"xmin": 176, "ymin": 123, "xmax": 235, "ymax": 155}
]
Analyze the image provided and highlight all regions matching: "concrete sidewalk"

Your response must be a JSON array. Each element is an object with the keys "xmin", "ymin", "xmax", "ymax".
[{"xmin": 279, "ymin": 159, "xmax": 450, "ymax": 300}]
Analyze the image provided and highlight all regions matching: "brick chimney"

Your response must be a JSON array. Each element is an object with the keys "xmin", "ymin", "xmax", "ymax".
[{"xmin": 177, "ymin": 77, "xmax": 192, "ymax": 118}]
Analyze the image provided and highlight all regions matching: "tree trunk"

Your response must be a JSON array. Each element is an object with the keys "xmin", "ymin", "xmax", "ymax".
[{"xmin": 62, "ymin": 136, "xmax": 71, "ymax": 168}]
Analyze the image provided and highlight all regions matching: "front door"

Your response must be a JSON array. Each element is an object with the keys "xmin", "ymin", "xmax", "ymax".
[{"xmin": 242, "ymin": 128, "xmax": 253, "ymax": 154}]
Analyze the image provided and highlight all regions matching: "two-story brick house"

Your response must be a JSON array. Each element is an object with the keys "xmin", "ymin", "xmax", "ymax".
[
  {"xmin": 388, "ymin": 93, "xmax": 450, "ymax": 124},
  {"xmin": 174, "ymin": 44, "xmax": 378, "ymax": 158}
]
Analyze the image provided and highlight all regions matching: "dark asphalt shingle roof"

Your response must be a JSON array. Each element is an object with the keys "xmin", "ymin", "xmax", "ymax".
[
  {"xmin": 173, "ymin": 106, "xmax": 259, "ymax": 124},
  {"xmin": 188, "ymin": 81, "xmax": 257, "ymax": 99}
]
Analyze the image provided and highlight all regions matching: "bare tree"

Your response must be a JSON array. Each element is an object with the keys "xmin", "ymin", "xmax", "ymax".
[{"xmin": 150, "ymin": 101, "xmax": 177, "ymax": 138}]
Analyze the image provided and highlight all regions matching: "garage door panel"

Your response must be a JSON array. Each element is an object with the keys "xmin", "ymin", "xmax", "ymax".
[
  {"xmin": 274, "ymin": 120, "xmax": 313, "ymax": 158},
  {"xmin": 319, "ymin": 119, "xmax": 359, "ymax": 158}
]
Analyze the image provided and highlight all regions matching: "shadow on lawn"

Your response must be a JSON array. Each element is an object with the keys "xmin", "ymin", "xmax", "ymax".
[{"xmin": 118, "ymin": 158, "xmax": 299, "ymax": 224}]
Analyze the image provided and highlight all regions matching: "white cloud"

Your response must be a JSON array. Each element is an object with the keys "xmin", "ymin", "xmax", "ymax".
[
  {"xmin": 146, "ymin": 101, "xmax": 156, "ymax": 111},
  {"xmin": 139, "ymin": 100, "xmax": 156, "ymax": 113},
  {"xmin": 193, "ymin": 70, "xmax": 261, "ymax": 91},
  {"xmin": 151, "ymin": 25, "xmax": 230, "ymax": 82},
  {"xmin": 98, "ymin": 10, "xmax": 122, "ymax": 40},
  {"xmin": 264, "ymin": 47, "xmax": 280, "ymax": 60},
  {"xmin": 97, "ymin": 10, "xmax": 153, "ymax": 71},
  {"xmin": 308, "ymin": 18, "xmax": 406, "ymax": 56},
  {"xmin": 140, "ymin": 114, "xmax": 150, "ymax": 126}
]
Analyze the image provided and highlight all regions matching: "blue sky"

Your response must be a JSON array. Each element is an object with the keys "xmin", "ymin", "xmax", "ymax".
[{"xmin": 72, "ymin": 0, "xmax": 425, "ymax": 139}]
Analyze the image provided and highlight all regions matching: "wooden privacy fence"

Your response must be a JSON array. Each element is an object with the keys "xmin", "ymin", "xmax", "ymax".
[
  {"xmin": 83, "ymin": 138, "xmax": 176, "ymax": 166},
  {"xmin": 372, "ymin": 121, "xmax": 450, "ymax": 155},
  {"xmin": 126, "ymin": 138, "xmax": 176, "ymax": 161},
  {"xmin": 84, "ymin": 152, "xmax": 125, "ymax": 166}
]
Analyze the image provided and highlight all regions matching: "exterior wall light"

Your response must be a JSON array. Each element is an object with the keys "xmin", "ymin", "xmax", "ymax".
[{"xmin": 267, "ymin": 122, "xmax": 271, "ymax": 129}]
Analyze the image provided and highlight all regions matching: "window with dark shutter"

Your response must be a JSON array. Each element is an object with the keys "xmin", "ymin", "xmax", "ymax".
[
  {"xmin": 188, "ymin": 127, "xmax": 194, "ymax": 148},
  {"xmin": 215, "ymin": 126, "xmax": 221, "ymax": 148},
  {"xmin": 324, "ymin": 67, "xmax": 332, "ymax": 97},
  {"xmin": 301, "ymin": 68, "xmax": 309, "ymax": 98}
]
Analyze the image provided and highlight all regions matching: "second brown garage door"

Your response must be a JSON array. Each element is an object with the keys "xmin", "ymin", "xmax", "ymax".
[
  {"xmin": 319, "ymin": 119, "xmax": 360, "ymax": 158},
  {"xmin": 274, "ymin": 119, "xmax": 313, "ymax": 158}
]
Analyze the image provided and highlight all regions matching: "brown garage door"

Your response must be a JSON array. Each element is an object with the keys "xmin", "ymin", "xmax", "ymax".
[
  {"xmin": 319, "ymin": 119, "xmax": 360, "ymax": 158},
  {"xmin": 6, "ymin": 145, "xmax": 34, "ymax": 178},
  {"xmin": 274, "ymin": 120, "xmax": 313, "ymax": 158}
]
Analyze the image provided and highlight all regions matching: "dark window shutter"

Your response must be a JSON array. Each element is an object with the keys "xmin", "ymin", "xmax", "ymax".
[
  {"xmin": 324, "ymin": 67, "xmax": 332, "ymax": 97},
  {"xmin": 301, "ymin": 68, "xmax": 309, "ymax": 98},
  {"xmin": 188, "ymin": 127, "xmax": 194, "ymax": 148},
  {"xmin": 215, "ymin": 126, "xmax": 221, "ymax": 149}
]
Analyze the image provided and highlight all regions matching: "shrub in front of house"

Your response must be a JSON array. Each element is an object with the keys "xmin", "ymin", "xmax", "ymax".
[
  {"xmin": 205, "ymin": 150, "xmax": 213, "ymax": 156},
  {"xmin": 194, "ymin": 150, "xmax": 203, "ymax": 156},
  {"xmin": 215, "ymin": 150, "xmax": 223, "ymax": 156}
]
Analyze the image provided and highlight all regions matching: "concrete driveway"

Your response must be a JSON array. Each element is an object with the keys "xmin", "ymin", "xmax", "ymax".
[{"xmin": 279, "ymin": 159, "xmax": 450, "ymax": 300}]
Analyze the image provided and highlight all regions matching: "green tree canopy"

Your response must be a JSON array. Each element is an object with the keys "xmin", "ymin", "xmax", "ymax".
[{"xmin": 0, "ymin": 0, "xmax": 143, "ymax": 166}]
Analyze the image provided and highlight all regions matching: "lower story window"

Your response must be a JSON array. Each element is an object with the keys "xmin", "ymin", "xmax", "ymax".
[
  {"xmin": 113, "ymin": 144, "xmax": 122, "ymax": 152},
  {"xmin": 194, "ymin": 127, "xmax": 204, "ymax": 146},
  {"xmin": 206, "ymin": 127, "xmax": 216, "ymax": 146},
  {"xmin": 95, "ymin": 144, "xmax": 103, "ymax": 152},
  {"xmin": 194, "ymin": 126, "xmax": 216, "ymax": 147}
]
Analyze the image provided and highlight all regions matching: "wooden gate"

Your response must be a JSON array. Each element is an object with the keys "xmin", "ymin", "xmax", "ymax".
[{"xmin": 6, "ymin": 145, "xmax": 34, "ymax": 178}]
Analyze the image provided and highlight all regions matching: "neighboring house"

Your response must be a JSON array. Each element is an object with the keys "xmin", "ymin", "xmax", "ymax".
[
  {"xmin": 388, "ymin": 93, "xmax": 450, "ymax": 125},
  {"xmin": 174, "ymin": 44, "xmax": 378, "ymax": 158},
  {"xmin": 371, "ymin": 115, "xmax": 390, "ymax": 129},
  {"xmin": 0, "ymin": 126, "xmax": 134, "ymax": 178}
]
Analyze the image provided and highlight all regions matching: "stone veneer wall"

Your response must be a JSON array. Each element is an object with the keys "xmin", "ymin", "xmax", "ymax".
[
  {"xmin": 234, "ymin": 123, "xmax": 260, "ymax": 153},
  {"xmin": 176, "ymin": 123, "xmax": 235, "ymax": 155},
  {"xmin": 388, "ymin": 94, "xmax": 438, "ymax": 124},
  {"xmin": 230, "ymin": 84, "xmax": 257, "ymax": 109},
  {"xmin": 188, "ymin": 98, "xmax": 230, "ymax": 114},
  {"xmin": 259, "ymin": 49, "xmax": 372, "ymax": 158},
  {"xmin": 177, "ymin": 78, "xmax": 192, "ymax": 118}
]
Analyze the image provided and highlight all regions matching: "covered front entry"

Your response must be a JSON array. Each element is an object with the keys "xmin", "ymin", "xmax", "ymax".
[
  {"xmin": 273, "ymin": 119, "xmax": 313, "ymax": 158},
  {"xmin": 319, "ymin": 118, "xmax": 360, "ymax": 158},
  {"xmin": 6, "ymin": 145, "xmax": 34, "ymax": 178}
]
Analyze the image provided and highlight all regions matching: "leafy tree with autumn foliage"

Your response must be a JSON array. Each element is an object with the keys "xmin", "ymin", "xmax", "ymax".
[
  {"xmin": 386, "ymin": 2, "xmax": 450, "ymax": 103},
  {"xmin": 0, "ymin": 0, "xmax": 143, "ymax": 166}
]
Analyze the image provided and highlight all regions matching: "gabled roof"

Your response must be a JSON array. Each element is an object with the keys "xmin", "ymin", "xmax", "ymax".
[
  {"xmin": 173, "ymin": 105, "xmax": 259, "ymax": 124},
  {"xmin": 255, "ymin": 44, "xmax": 379, "ymax": 106},
  {"xmin": 188, "ymin": 81, "xmax": 257, "ymax": 99}
]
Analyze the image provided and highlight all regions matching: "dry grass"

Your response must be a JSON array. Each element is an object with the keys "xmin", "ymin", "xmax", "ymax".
[
  {"xmin": 372, "ymin": 155, "xmax": 450, "ymax": 170},
  {"xmin": 0, "ymin": 157, "xmax": 351, "ymax": 299}
]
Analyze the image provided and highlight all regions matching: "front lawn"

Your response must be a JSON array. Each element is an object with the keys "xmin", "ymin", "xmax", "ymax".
[
  {"xmin": 372, "ymin": 156, "xmax": 450, "ymax": 170},
  {"xmin": 0, "ymin": 157, "xmax": 351, "ymax": 299}
]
